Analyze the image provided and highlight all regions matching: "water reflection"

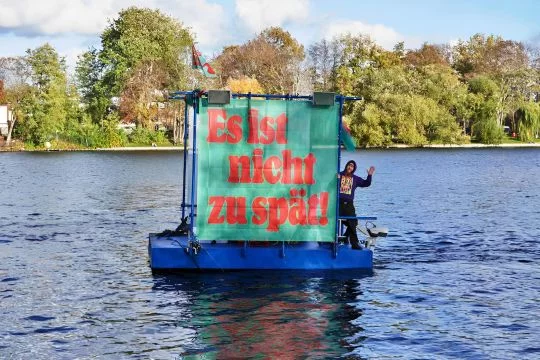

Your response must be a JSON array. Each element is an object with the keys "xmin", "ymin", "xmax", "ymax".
[
  {"xmin": 152, "ymin": 272, "xmax": 369, "ymax": 358},
  {"xmin": 2, "ymin": 150, "xmax": 538, "ymax": 358}
]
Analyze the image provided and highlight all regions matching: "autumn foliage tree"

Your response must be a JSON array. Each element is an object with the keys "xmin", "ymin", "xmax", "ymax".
[
  {"xmin": 216, "ymin": 27, "xmax": 305, "ymax": 94},
  {"xmin": 226, "ymin": 76, "xmax": 264, "ymax": 93},
  {"xmin": 0, "ymin": 56, "xmax": 32, "ymax": 145},
  {"xmin": 404, "ymin": 43, "xmax": 450, "ymax": 68},
  {"xmin": 3, "ymin": 7, "xmax": 539, "ymax": 148},
  {"xmin": 120, "ymin": 60, "xmax": 167, "ymax": 128},
  {"xmin": 0, "ymin": 80, "xmax": 5, "ymax": 104}
]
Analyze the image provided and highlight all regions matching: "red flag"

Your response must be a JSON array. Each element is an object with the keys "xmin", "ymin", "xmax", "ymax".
[{"xmin": 192, "ymin": 45, "xmax": 217, "ymax": 78}]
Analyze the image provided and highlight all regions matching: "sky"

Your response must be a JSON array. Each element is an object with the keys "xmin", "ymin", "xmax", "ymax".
[{"xmin": 0, "ymin": 0, "xmax": 539, "ymax": 71}]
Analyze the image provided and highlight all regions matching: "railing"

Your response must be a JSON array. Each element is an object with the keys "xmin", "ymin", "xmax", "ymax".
[{"xmin": 337, "ymin": 216, "xmax": 377, "ymax": 237}]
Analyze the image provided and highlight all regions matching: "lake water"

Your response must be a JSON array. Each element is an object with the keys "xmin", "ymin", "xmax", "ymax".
[{"xmin": 1, "ymin": 149, "xmax": 539, "ymax": 359}]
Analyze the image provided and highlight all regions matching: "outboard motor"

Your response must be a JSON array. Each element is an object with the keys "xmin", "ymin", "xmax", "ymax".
[
  {"xmin": 360, "ymin": 222, "xmax": 389, "ymax": 249},
  {"xmin": 367, "ymin": 226, "xmax": 388, "ymax": 238}
]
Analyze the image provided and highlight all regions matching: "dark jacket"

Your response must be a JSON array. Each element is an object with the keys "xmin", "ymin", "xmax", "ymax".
[{"xmin": 339, "ymin": 160, "xmax": 371, "ymax": 202}]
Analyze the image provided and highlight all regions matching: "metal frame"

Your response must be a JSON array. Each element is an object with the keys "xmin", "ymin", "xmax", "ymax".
[{"xmin": 170, "ymin": 90, "xmax": 364, "ymax": 247}]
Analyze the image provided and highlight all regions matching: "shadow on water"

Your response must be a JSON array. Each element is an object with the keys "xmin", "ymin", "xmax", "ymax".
[{"xmin": 151, "ymin": 271, "xmax": 372, "ymax": 359}]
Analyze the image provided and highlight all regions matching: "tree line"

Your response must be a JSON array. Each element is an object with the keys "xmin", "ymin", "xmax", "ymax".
[{"xmin": 0, "ymin": 7, "xmax": 539, "ymax": 149}]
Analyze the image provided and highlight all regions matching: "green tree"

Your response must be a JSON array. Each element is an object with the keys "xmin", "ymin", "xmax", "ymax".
[
  {"xmin": 468, "ymin": 76, "xmax": 504, "ymax": 143},
  {"xmin": 100, "ymin": 7, "xmax": 192, "ymax": 94},
  {"xmin": 75, "ymin": 48, "xmax": 110, "ymax": 124},
  {"xmin": 350, "ymin": 101, "xmax": 390, "ymax": 147},
  {"xmin": 332, "ymin": 34, "xmax": 403, "ymax": 97},
  {"xmin": 17, "ymin": 44, "xmax": 71, "ymax": 146},
  {"xmin": 345, "ymin": 55, "xmax": 466, "ymax": 146},
  {"xmin": 93, "ymin": 7, "xmax": 192, "ymax": 128},
  {"xmin": 354, "ymin": 93, "xmax": 462, "ymax": 146},
  {"xmin": 415, "ymin": 64, "xmax": 472, "ymax": 133},
  {"xmin": 518, "ymin": 102, "xmax": 540, "ymax": 142},
  {"xmin": 453, "ymin": 34, "xmax": 532, "ymax": 127}
]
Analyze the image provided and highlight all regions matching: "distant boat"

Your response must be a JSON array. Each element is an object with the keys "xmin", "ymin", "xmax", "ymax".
[{"xmin": 148, "ymin": 91, "xmax": 387, "ymax": 272}]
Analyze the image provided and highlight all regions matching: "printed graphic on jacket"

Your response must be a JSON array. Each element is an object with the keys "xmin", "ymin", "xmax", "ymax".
[{"xmin": 340, "ymin": 176, "xmax": 353, "ymax": 195}]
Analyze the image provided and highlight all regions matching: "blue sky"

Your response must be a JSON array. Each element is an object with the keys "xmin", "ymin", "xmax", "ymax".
[{"xmin": 0, "ymin": 0, "xmax": 538, "ymax": 71}]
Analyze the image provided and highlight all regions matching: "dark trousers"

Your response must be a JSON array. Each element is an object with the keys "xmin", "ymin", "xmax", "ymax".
[{"xmin": 339, "ymin": 199, "xmax": 360, "ymax": 248}]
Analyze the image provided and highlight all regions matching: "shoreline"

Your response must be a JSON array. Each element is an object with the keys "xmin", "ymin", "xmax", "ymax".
[
  {"xmin": 386, "ymin": 142, "xmax": 540, "ymax": 149},
  {"xmin": 1, "ymin": 143, "xmax": 539, "ymax": 152}
]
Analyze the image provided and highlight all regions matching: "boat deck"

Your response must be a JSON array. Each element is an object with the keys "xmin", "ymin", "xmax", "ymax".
[{"xmin": 148, "ymin": 234, "xmax": 373, "ymax": 272}]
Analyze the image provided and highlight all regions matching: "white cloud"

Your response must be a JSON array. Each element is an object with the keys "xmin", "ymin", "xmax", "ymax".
[
  {"xmin": 63, "ymin": 46, "xmax": 88, "ymax": 75},
  {"xmin": 0, "ymin": 0, "xmax": 229, "ymax": 50},
  {"xmin": 0, "ymin": 0, "xmax": 119, "ymax": 35},
  {"xmin": 322, "ymin": 20, "xmax": 421, "ymax": 50},
  {"xmin": 235, "ymin": 0, "xmax": 309, "ymax": 34},
  {"xmin": 160, "ymin": 0, "xmax": 229, "ymax": 50},
  {"xmin": 0, "ymin": 0, "xmax": 430, "ymax": 59}
]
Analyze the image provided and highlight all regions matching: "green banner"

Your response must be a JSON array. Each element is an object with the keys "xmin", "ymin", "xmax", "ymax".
[{"xmin": 196, "ymin": 98, "xmax": 338, "ymax": 242}]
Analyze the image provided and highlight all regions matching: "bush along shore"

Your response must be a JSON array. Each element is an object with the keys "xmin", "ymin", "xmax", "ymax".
[
  {"xmin": 1, "ymin": 7, "xmax": 539, "ymax": 154},
  {"xmin": 1, "ymin": 139, "xmax": 539, "ymax": 152}
]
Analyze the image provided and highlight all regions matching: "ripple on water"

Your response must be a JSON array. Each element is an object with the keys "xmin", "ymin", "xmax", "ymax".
[
  {"xmin": 34, "ymin": 326, "xmax": 77, "ymax": 334},
  {"xmin": 24, "ymin": 235, "xmax": 49, "ymax": 242},
  {"xmin": 24, "ymin": 315, "xmax": 56, "ymax": 322},
  {"xmin": 521, "ymin": 347, "xmax": 540, "ymax": 355},
  {"xmin": 0, "ymin": 150, "xmax": 539, "ymax": 359}
]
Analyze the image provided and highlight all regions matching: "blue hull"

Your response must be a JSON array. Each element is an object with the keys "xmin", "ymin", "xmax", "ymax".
[{"xmin": 148, "ymin": 234, "xmax": 373, "ymax": 271}]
